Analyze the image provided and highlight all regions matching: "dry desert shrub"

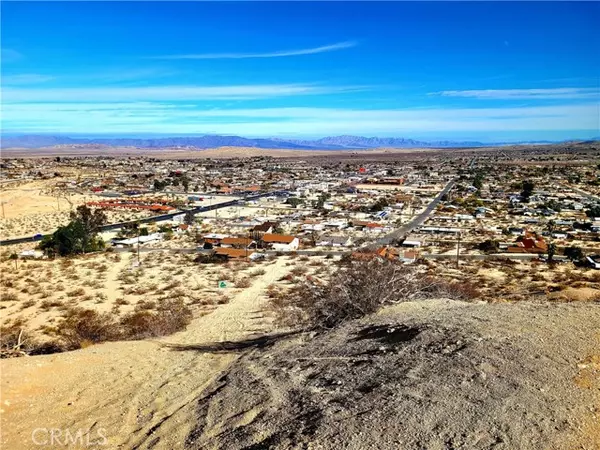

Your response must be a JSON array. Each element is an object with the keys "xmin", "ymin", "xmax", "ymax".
[
  {"xmin": 218, "ymin": 271, "xmax": 234, "ymax": 282},
  {"xmin": 123, "ymin": 284, "xmax": 150, "ymax": 295},
  {"xmin": 57, "ymin": 308, "xmax": 120, "ymax": 349},
  {"xmin": 40, "ymin": 299, "xmax": 64, "ymax": 310},
  {"xmin": 170, "ymin": 287, "xmax": 186, "ymax": 299},
  {"xmin": 530, "ymin": 273, "xmax": 545, "ymax": 282},
  {"xmin": 20, "ymin": 299, "xmax": 36, "ymax": 310},
  {"xmin": 160, "ymin": 277, "xmax": 182, "ymax": 290},
  {"xmin": 215, "ymin": 293, "xmax": 229, "ymax": 304},
  {"xmin": 94, "ymin": 293, "xmax": 108, "ymax": 303},
  {"xmin": 120, "ymin": 299, "xmax": 192, "ymax": 339},
  {"xmin": 89, "ymin": 280, "xmax": 104, "ymax": 289},
  {"xmin": 587, "ymin": 271, "xmax": 600, "ymax": 283},
  {"xmin": 0, "ymin": 324, "xmax": 62, "ymax": 358},
  {"xmin": 266, "ymin": 284, "xmax": 281, "ymax": 299},
  {"xmin": 1, "ymin": 291, "xmax": 18, "ymax": 302},
  {"xmin": 60, "ymin": 259, "xmax": 74, "ymax": 269},
  {"xmin": 66, "ymin": 287, "xmax": 85, "ymax": 298},
  {"xmin": 290, "ymin": 266, "xmax": 308, "ymax": 276},
  {"xmin": 250, "ymin": 268, "xmax": 266, "ymax": 276},
  {"xmin": 1, "ymin": 278, "xmax": 15, "ymax": 288},
  {"xmin": 136, "ymin": 300, "xmax": 157, "ymax": 310},
  {"xmin": 235, "ymin": 277, "xmax": 252, "ymax": 288},
  {"xmin": 270, "ymin": 258, "xmax": 480, "ymax": 329},
  {"xmin": 55, "ymin": 299, "xmax": 193, "ymax": 349}
]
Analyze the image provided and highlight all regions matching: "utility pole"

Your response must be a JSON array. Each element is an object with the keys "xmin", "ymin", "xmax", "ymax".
[
  {"xmin": 137, "ymin": 225, "xmax": 141, "ymax": 266},
  {"xmin": 456, "ymin": 231, "xmax": 461, "ymax": 269},
  {"xmin": 246, "ymin": 230, "xmax": 250, "ymax": 261}
]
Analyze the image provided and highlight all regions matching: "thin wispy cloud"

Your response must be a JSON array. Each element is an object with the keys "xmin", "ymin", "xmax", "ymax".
[
  {"xmin": 82, "ymin": 68, "xmax": 180, "ymax": 83},
  {"xmin": 0, "ymin": 48, "xmax": 23, "ymax": 63},
  {"xmin": 2, "ymin": 74, "xmax": 54, "ymax": 85},
  {"xmin": 2, "ymin": 68, "xmax": 180, "ymax": 88},
  {"xmin": 432, "ymin": 87, "xmax": 599, "ymax": 100},
  {"xmin": 1, "ymin": 83, "xmax": 365, "ymax": 102},
  {"xmin": 151, "ymin": 41, "xmax": 357, "ymax": 60},
  {"xmin": 3, "ymin": 103, "xmax": 596, "ymax": 135}
]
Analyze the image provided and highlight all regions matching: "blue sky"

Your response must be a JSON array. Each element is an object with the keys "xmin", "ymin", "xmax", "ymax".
[{"xmin": 1, "ymin": 1, "xmax": 599, "ymax": 141}]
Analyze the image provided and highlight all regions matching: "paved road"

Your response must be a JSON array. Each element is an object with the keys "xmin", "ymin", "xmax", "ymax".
[
  {"xmin": 0, "ymin": 190, "xmax": 288, "ymax": 247},
  {"xmin": 564, "ymin": 185, "xmax": 600, "ymax": 202},
  {"xmin": 370, "ymin": 179, "xmax": 456, "ymax": 247},
  {"xmin": 468, "ymin": 157, "xmax": 477, "ymax": 170}
]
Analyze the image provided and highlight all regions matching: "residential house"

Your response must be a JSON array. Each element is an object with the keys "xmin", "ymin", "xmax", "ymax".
[
  {"xmin": 202, "ymin": 233, "xmax": 229, "ymax": 246},
  {"xmin": 252, "ymin": 221, "xmax": 279, "ymax": 235},
  {"xmin": 375, "ymin": 247, "xmax": 419, "ymax": 264},
  {"xmin": 316, "ymin": 234, "xmax": 353, "ymax": 247},
  {"xmin": 221, "ymin": 237, "xmax": 255, "ymax": 249},
  {"xmin": 507, "ymin": 232, "xmax": 548, "ymax": 254},
  {"xmin": 113, "ymin": 232, "xmax": 163, "ymax": 247},
  {"xmin": 261, "ymin": 233, "xmax": 300, "ymax": 252},
  {"xmin": 213, "ymin": 247, "xmax": 254, "ymax": 260},
  {"xmin": 402, "ymin": 236, "xmax": 423, "ymax": 247}
]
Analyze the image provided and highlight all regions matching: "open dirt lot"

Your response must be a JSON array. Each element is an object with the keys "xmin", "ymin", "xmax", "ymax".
[
  {"xmin": 0, "ymin": 249, "xmax": 332, "ymax": 342},
  {"xmin": 0, "ymin": 255, "xmax": 298, "ymax": 449},
  {"xmin": 426, "ymin": 259, "xmax": 600, "ymax": 303},
  {"xmin": 0, "ymin": 180, "xmax": 152, "ymax": 239}
]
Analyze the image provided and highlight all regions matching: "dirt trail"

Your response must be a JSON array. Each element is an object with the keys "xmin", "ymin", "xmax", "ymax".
[{"xmin": 0, "ymin": 258, "xmax": 291, "ymax": 449}]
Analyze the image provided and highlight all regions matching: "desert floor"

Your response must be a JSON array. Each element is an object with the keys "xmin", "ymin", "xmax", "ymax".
[
  {"xmin": 0, "ymin": 252, "xmax": 334, "ymax": 449},
  {"xmin": 0, "ymin": 180, "xmax": 153, "ymax": 239}
]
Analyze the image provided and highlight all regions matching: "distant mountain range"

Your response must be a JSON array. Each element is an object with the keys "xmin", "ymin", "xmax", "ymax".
[{"xmin": 0, "ymin": 134, "xmax": 586, "ymax": 150}]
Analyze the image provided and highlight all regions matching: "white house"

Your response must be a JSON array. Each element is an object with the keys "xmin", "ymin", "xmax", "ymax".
[
  {"xmin": 316, "ymin": 235, "xmax": 353, "ymax": 247},
  {"xmin": 113, "ymin": 232, "xmax": 163, "ymax": 247},
  {"xmin": 262, "ymin": 233, "xmax": 300, "ymax": 252}
]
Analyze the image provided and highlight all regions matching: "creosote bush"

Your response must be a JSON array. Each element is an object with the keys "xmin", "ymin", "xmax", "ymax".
[
  {"xmin": 2, "ymin": 298, "xmax": 195, "ymax": 356},
  {"xmin": 120, "ymin": 299, "xmax": 193, "ymax": 339},
  {"xmin": 271, "ymin": 257, "xmax": 480, "ymax": 329},
  {"xmin": 0, "ymin": 324, "xmax": 62, "ymax": 358}
]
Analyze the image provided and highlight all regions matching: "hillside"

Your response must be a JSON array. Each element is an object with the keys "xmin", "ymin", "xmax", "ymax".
[
  {"xmin": 2, "ymin": 297, "xmax": 598, "ymax": 449},
  {"xmin": 185, "ymin": 300, "xmax": 600, "ymax": 450}
]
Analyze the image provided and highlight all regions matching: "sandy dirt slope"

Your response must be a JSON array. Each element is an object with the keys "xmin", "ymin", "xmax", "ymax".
[
  {"xmin": 0, "ymin": 258, "xmax": 292, "ymax": 449},
  {"xmin": 184, "ymin": 300, "xmax": 600, "ymax": 450}
]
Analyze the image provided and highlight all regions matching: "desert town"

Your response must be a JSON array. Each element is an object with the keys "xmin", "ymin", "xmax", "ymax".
[
  {"xmin": 2, "ymin": 144, "xmax": 600, "ymax": 331},
  {"xmin": 1, "ymin": 143, "xmax": 599, "ymax": 448}
]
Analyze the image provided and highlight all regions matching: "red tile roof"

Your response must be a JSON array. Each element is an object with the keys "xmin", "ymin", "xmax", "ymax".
[
  {"xmin": 262, "ymin": 233, "xmax": 296, "ymax": 244},
  {"xmin": 214, "ymin": 248, "xmax": 254, "ymax": 259},
  {"xmin": 221, "ymin": 237, "xmax": 253, "ymax": 246}
]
